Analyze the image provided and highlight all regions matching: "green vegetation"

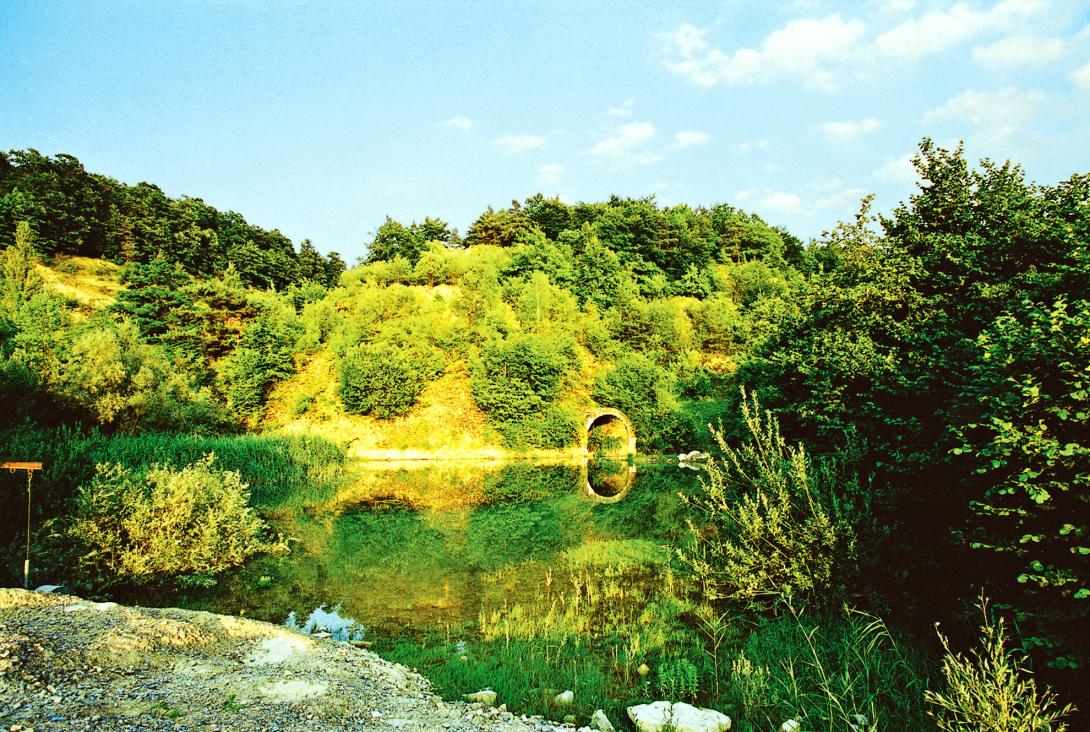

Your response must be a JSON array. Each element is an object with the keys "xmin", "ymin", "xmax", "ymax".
[
  {"xmin": 0, "ymin": 142, "xmax": 1085, "ymax": 727},
  {"xmin": 69, "ymin": 454, "xmax": 277, "ymax": 585}
]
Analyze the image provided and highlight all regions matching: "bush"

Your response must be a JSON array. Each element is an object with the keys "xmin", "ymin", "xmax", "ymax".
[
  {"xmin": 338, "ymin": 342, "xmax": 442, "ymax": 418},
  {"xmin": 592, "ymin": 353, "xmax": 677, "ymax": 451},
  {"xmin": 497, "ymin": 407, "xmax": 579, "ymax": 450},
  {"xmin": 68, "ymin": 454, "xmax": 277, "ymax": 584},
  {"xmin": 926, "ymin": 599, "xmax": 1075, "ymax": 732},
  {"xmin": 678, "ymin": 389, "xmax": 853, "ymax": 610},
  {"xmin": 470, "ymin": 334, "xmax": 576, "ymax": 424}
]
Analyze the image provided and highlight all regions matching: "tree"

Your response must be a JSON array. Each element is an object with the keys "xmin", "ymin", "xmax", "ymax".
[
  {"xmin": 338, "ymin": 342, "xmax": 441, "ymax": 418},
  {"xmin": 0, "ymin": 221, "xmax": 44, "ymax": 315},
  {"xmin": 112, "ymin": 257, "xmax": 199, "ymax": 346}
]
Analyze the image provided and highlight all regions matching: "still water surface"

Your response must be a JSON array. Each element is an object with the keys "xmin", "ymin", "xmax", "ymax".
[{"xmin": 179, "ymin": 459, "xmax": 701, "ymax": 636}]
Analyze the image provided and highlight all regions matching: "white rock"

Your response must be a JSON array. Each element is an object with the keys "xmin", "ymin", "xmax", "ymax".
[
  {"xmin": 464, "ymin": 689, "xmax": 497, "ymax": 706},
  {"xmin": 591, "ymin": 708, "xmax": 616, "ymax": 732},
  {"xmin": 554, "ymin": 689, "xmax": 574, "ymax": 707},
  {"xmin": 628, "ymin": 701, "xmax": 730, "ymax": 732},
  {"xmin": 781, "ymin": 721, "xmax": 801, "ymax": 732},
  {"xmin": 850, "ymin": 713, "xmax": 869, "ymax": 731}
]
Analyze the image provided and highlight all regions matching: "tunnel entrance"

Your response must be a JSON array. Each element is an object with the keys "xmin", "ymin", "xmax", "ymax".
[{"xmin": 582, "ymin": 409, "xmax": 636, "ymax": 458}]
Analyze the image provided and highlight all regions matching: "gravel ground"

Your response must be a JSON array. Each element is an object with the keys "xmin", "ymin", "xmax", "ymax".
[{"xmin": 0, "ymin": 589, "xmax": 585, "ymax": 732}]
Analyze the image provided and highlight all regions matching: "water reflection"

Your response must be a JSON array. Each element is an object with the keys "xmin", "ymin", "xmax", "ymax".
[
  {"xmin": 166, "ymin": 460, "xmax": 697, "ymax": 640},
  {"xmin": 582, "ymin": 457, "xmax": 636, "ymax": 503}
]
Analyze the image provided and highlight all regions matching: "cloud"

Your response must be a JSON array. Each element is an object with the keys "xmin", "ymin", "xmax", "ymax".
[
  {"xmin": 730, "ymin": 138, "xmax": 770, "ymax": 154},
  {"xmin": 537, "ymin": 163, "xmax": 564, "ymax": 185},
  {"xmin": 873, "ymin": 153, "xmax": 918, "ymax": 185},
  {"xmin": 606, "ymin": 99, "xmax": 635, "ymax": 117},
  {"xmin": 674, "ymin": 130, "xmax": 711, "ymax": 147},
  {"xmin": 657, "ymin": 15, "xmax": 866, "ymax": 91},
  {"xmin": 820, "ymin": 117, "xmax": 882, "ymax": 142},
  {"xmin": 875, "ymin": 0, "xmax": 1046, "ymax": 60},
  {"xmin": 737, "ymin": 187, "xmax": 804, "ymax": 214},
  {"xmin": 494, "ymin": 135, "xmax": 547, "ymax": 154},
  {"xmin": 1072, "ymin": 61, "xmax": 1090, "ymax": 89},
  {"xmin": 972, "ymin": 35, "xmax": 1066, "ymax": 68},
  {"xmin": 587, "ymin": 121, "xmax": 662, "ymax": 163},
  {"xmin": 441, "ymin": 116, "xmax": 472, "ymax": 133},
  {"xmin": 815, "ymin": 186, "xmax": 868, "ymax": 210},
  {"xmin": 760, "ymin": 191, "xmax": 804, "ymax": 213},
  {"xmin": 924, "ymin": 86, "xmax": 1045, "ymax": 143}
]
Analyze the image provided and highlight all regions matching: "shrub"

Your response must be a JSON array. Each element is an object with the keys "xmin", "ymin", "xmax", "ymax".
[
  {"xmin": 470, "ymin": 334, "xmax": 576, "ymax": 424},
  {"xmin": 925, "ymin": 599, "xmax": 1075, "ymax": 732},
  {"xmin": 677, "ymin": 389, "xmax": 853, "ymax": 610},
  {"xmin": 656, "ymin": 657, "xmax": 699, "ymax": 701},
  {"xmin": 338, "ymin": 342, "xmax": 442, "ymax": 418},
  {"xmin": 69, "ymin": 454, "xmax": 276, "ymax": 584}
]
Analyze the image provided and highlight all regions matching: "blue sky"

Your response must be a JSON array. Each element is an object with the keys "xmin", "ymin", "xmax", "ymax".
[{"xmin": 2, "ymin": 0, "xmax": 1088, "ymax": 261}]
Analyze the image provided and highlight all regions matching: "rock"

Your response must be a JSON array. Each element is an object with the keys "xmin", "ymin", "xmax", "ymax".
[
  {"xmin": 464, "ymin": 689, "xmax": 497, "ymax": 707},
  {"xmin": 850, "ymin": 714, "xmax": 868, "ymax": 731},
  {"xmin": 636, "ymin": 662, "xmax": 650, "ymax": 677},
  {"xmin": 34, "ymin": 585, "xmax": 72, "ymax": 595},
  {"xmin": 628, "ymin": 701, "xmax": 731, "ymax": 732},
  {"xmin": 554, "ymin": 690, "xmax": 574, "ymax": 708},
  {"xmin": 590, "ymin": 708, "xmax": 615, "ymax": 732},
  {"xmin": 781, "ymin": 721, "xmax": 801, "ymax": 732}
]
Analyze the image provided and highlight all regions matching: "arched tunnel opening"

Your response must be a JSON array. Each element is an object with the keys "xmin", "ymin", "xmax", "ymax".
[{"xmin": 582, "ymin": 408, "xmax": 637, "ymax": 502}]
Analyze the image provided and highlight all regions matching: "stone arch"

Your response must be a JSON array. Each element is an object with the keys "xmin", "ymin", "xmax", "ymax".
[{"xmin": 582, "ymin": 408, "xmax": 637, "ymax": 458}]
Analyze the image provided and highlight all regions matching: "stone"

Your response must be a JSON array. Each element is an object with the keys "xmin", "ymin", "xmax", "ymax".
[
  {"xmin": 636, "ymin": 663, "xmax": 650, "ymax": 677},
  {"xmin": 850, "ymin": 714, "xmax": 869, "ymax": 731},
  {"xmin": 463, "ymin": 689, "xmax": 497, "ymax": 707},
  {"xmin": 590, "ymin": 708, "xmax": 615, "ymax": 732},
  {"xmin": 627, "ymin": 701, "xmax": 731, "ymax": 732},
  {"xmin": 554, "ymin": 690, "xmax": 574, "ymax": 708},
  {"xmin": 781, "ymin": 721, "xmax": 801, "ymax": 732}
]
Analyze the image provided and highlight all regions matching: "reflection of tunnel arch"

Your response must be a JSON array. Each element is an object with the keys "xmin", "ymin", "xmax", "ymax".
[
  {"xmin": 580, "ymin": 459, "xmax": 637, "ymax": 504},
  {"xmin": 582, "ymin": 408, "xmax": 637, "ymax": 458}
]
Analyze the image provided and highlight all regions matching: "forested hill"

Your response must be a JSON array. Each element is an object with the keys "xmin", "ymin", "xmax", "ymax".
[
  {"xmin": 0, "ymin": 149, "xmax": 346, "ymax": 290},
  {"xmin": 0, "ymin": 147, "xmax": 798, "ymax": 453}
]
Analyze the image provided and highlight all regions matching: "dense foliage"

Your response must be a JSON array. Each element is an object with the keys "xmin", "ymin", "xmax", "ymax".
[
  {"xmin": 69, "ymin": 454, "xmax": 275, "ymax": 584},
  {"xmin": 0, "ymin": 141, "xmax": 1085, "ymax": 724}
]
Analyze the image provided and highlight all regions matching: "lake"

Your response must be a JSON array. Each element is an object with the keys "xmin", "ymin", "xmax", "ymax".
[{"xmin": 163, "ymin": 458, "xmax": 708, "ymax": 721}]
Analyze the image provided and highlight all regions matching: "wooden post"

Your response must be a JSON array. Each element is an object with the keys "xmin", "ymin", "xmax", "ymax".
[{"xmin": 2, "ymin": 462, "xmax": 42, "ymax": 589}]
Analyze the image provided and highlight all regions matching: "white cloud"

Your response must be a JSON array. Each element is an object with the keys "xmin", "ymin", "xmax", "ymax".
[
  {"xmin": 658, "ymin": 15, "xmax": 866, "ymax": 91},
  {"xmin": 606, "ymin": 99, "xmax": 635, "ymax": 117},
  {"xmin": 880, "ymin": 0, "xmax": 916, "ymax": 14},
  {"xmin": 973, "ymin": 36, "xmax": 1066, "ymax": 68},
  {"xmin": 441, "ymin": 116, "xmax": 472, "ymax": 133},
  {"xmin": 731, "ymin": 138, "xmax": 770, "ymax": 154},
  {"xmin": 737, "ymin": 187, "xmax": 804, "ymax": 214},
  {"xmin": 587, "ymin": 121, "xmax": 662, "ymax": 163},
  {"xmin": 1072, "ymin": 61, "xmax": 1090, "ymax": 89},
  {"xmin": 493, "ymin": 134, "xmax": 547, "ymax": 154},
  {"xmin": 875, "ymin": 0, "xmax": 1047, "ymax": 60},
  {"xmin": 873, "ymin": 153, "xmax": 918, "ymax": 184},
  {"xmin": 924, "ymin": 86, "xmax": 1045, "ymax": 143},
  {"xmin": 820, "ymin": 117, "xmax": 882, "ymax": 142},
  {"xmin": 674, "ymin": 130, "xmax": 711, "ymax": 147},
  {"xmin": 760, "ymin": 191, "xmax": 804, "ymax": 213},
  {"xmin": 538, "ymin": 163, "xmax": 564, "ymax": 185}
]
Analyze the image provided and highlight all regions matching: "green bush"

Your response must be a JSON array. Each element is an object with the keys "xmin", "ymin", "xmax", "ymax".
[
  {"xmin": 592, "ymin": 352, "xmax": 677, "ymax": 450},
  {"xmin": 678, "ymin": 390, "xmax": 853, "ymax": 610},
  {"xmin": 338, "ymin": 341, "xmax": 442, "ymax": 418},
  {"xmin": 68, "ymin": 454, "xmax": 277, "ymax": 584},
  {"xmin": 470, "ymin": 334, "xmax": 576, "ymax": 424},
  {"xmin": 497, "ymin": 407, "xmax": 579, "ymax": 450}
]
